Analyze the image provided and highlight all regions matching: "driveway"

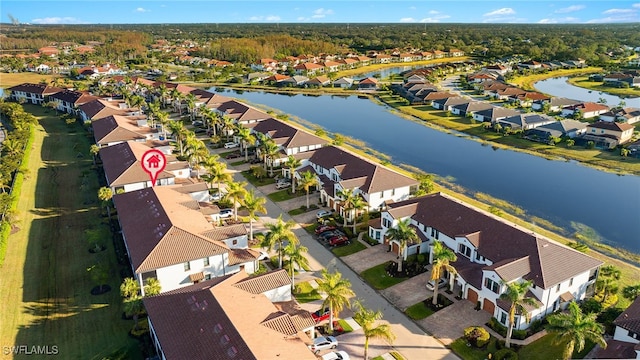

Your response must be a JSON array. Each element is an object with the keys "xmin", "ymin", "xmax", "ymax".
[
  {"xmin": 380, "ymin": 271, "xmax": 431, "ymax": 311},
  {"xmin": 341, "ymin": 243, "xmax": 397, "ymax": 274},
  {"xmin": 417, "ymin": 299, "xmax": 491, "ymax": 346}
]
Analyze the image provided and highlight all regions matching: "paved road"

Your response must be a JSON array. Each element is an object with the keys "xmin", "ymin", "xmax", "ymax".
[{"xmin": 220, "ymin": 154, "xmax": 458, "ymax": 360}]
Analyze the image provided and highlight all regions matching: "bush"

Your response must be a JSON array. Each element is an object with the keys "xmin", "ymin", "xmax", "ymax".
[
  {"xmin": 487, "ymin": 317, "xmax": 508, "ymax": 337},
  {"xmin": 464, "ymin": 326, "xmax": 490, "ymax": 348},
  {"xmin": 581, "ymin": 298, "xmax": 604, "ymax": 314},
  {"xmin": 494, "ymin": 348, "xmax": 518, "ymax": 360}
]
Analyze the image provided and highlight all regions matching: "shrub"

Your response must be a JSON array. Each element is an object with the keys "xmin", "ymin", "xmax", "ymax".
[
  {"xmin": 494, "ymin": 348, "xmax": 518, "ymax": 360},
  {"xmin": 487, "ymin": 317, "xmax": 508, "ymax": 337},
  {"xmin": 581, "ymin": 298, "xmax": 604, "ymax": 314},
  {"xmin": 464, "ymin": 326, "xmax": 490, "ymax": 348}
]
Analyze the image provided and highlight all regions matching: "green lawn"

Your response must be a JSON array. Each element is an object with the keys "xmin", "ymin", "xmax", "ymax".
[
  {"xmin": 449, "ymin": 337, "xmax": 500, "ymax": 360},
  {"xmin": 240, "ymin": 170, "xmax": 276, "ymax": 187},
  {"xmin": 0, "ymin": 105, "xmax": 140, "ymax": 359},
  {"xmin": 404, "ymin": 301, "xmax": 435, "ymax": 320},
  {"xmin": 293, "ymin": 281, "xmax": 322, "ymax": 303},
  {"xmin": 331, "ymin": 240, "xmax": 367, "ymax": 257},
  {"xmin": 518, "ymin": 333, "xmax": 594, "ymax": 360},
  {"xmin": 267, "ymin": 189, "xmax": 305, "ymax": 202},
  {"xmin": 229, "ymin": 160, "xmax": 245, "ymax": 166},
  {"xmin": 360, "ymin": 263, "xmax": 409, "ymax": 290}
]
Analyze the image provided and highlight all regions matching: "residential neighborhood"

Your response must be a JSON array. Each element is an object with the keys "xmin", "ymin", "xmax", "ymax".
[{"xmin": 1, "ymin": 18, "xmax": 640, "ymax": 360}]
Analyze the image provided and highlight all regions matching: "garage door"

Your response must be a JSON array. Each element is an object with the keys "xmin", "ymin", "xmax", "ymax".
[
  {"xmin": 483, "ymin": 299, "xmax": 495, "ymax": 315},
  {"xmin": 467, "ymin": 288, "xmax": 478, "ymax": 303}
]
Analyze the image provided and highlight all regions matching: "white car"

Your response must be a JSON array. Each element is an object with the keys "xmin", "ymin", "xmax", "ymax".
[
  {"xmin": 275, "ymin": 181, "xmax": 291, "ymax": 189},
  {"xmin": 257, "ymin": 251, "xmax": 270, "ymax": 261},
  {"xmin": 209, "ymin": 191, "xmax": 226, "ymax": 202},
  {"xmin": 218, "ymin": 209, "xmax": 233, "ymax": 218},
  {"xmin": 308, "ymin": 336, "xmax": 338, "ymax": 354},
  {"xmin": 322, "ymin": 351, "xmax": 350, "ymax": 360},
  {"xmin": 316, "ymin": 209, "xmax": 333, "ymax": 219},
  {"xmin": 426, "ymin": 278, "xmax": 447, "ymax": 291},
  {"xmin": 224, "ymin": 142, "xmax": 239, "ymax": 149}
]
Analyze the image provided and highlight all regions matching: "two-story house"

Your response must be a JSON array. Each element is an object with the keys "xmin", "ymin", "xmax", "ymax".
[
  {"xmin": 143, "ymin": 270, "xmax": 317, "ymax": 360},
  {"xmin": 48, "ymin": 89, "xmax": 99, "ymax": 115},
  {"xmin": 301, "ymin": 146, "xmax": 418, "ymax": 215},
  {"xmin": 113, "ymin": 186, "xmax": 260, "ymax": 294},
  {"xmin": 100, "ymin": 141, "xmax": 189, "ymax": 193},
  {"xmin": 6, "ymin": 83, "xmax": 63, "ymax": 105},
  {"xmin": 372, "ymin": 193, "xmax": 602, "ymax": 330},
  {"xmin": 78, "ymin": 98, "xmax": 142, "ymax": 122},
  {"xmin": 92, "ymin": 115, "xmax": 162, "ymax": 148},
  {"xmin": 583, "ymin": 121, "xmax": 635, "ymax": 148}
]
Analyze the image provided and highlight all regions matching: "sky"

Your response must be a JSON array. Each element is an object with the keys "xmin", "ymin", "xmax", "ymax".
[{"xmin": 2, "ymin": 1, "xmax": 640, "ymax": 25}]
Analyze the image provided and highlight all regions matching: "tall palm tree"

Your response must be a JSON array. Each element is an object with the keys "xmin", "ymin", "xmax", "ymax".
[
  {"xmin": 145, "ymin": 101, "xmax": 161, "ymax": 128},
  {"xmin": 202, "ymin": 160, "xmax": 231, "ymax": 196},
  {"xmin": 221, "ymin": 115, "xmax": 235, "ymax": 141},
  {"xmin": 430, "ymin": 241, "xmax": 457, "ymax": 305},
  {"xmin": 225, "ymin": 181, "xmax": 248, "ymax": 222},
  {"xmin": 155, "ymin": 110, "xmax": 170, "ymax": 139},
  {"xmin": 337, "ymin": 188, "xmax": 356, "ymax": 228},
  {"xmin": 263, "ymin": 140, "xmax": 280, "ymax": 177},
  {"xmin": 353, "ymin": 300, "xmax": 396, "ymax": 360},
  {"xmin": 317, "ymin": 269, "xmax": 355, "ymax": 333},
  {"xmin": 185, "ymin": 93, "xmax": 198, "ymax": 121},
  {"xmin": 499, "ymin": 280, "xmax": 537, "ymax": 348},
  {"xmin": 283, "ymin": 242, "xmax": 309, "ymax": 290},
  {"xmin": 298, "ymin": 170, "xmax": 319, "ymax": 209},
  {"xmin": 546, "ymin": 301, "xmax": 607, "ymax": 360},
  {"xmin": 236, "ymin": 125, "xmax": 255, "ymax": 161},
  {"xmin": 167, "ymin": 120, "xmax": 188, "ymax": 156},
  {"xmin": 385, "ymin": 218, "xmax": 419, "ymax": 272},
  {"xmin": 284, "ymin": 155, "xmax": 301, "ymax": 193},
  {"xmin": 241, "ymin": 189, "xmax": 266, "ymax": 241},
  {"xmin": 157, "ymin": 83, "xmax": 169, "ymax": 108},
  {"xmin": 350, "ymin": 195, "xmax": 367, "ymax": 235},
  {"xmin": 596, "ymin": 265, "xmax": 621, "ymax": 304},
  {"xmin": 262, "ymin": 215, "xmax": 298, "ymax": 269}
]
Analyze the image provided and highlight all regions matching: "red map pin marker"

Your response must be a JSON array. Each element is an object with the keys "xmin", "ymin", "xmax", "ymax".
[{"xmin": 141, "ymin": 149, "xmax": 167, "ymax": 187}]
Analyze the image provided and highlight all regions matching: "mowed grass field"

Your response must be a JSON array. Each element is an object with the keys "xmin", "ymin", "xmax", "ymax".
[{"xmin": 0, "ymin": 105, "xmax": 139, "ymax": 359}]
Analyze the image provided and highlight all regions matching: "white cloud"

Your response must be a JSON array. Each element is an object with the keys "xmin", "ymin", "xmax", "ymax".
[
  {"xmin": 603, "ymin": 8, "xmax": 635, "ymax": 14},
  {"xmin": 428, "ymin": 10, "xmax": 439, "ymax": 15},
  {"xmin": 483, "ymin": 8, "xmax": 515, "ymax": 17},
  {"xmin": 409, "ymin": 6, "xmax": 416, "ymax": 10},
  {"xmin": 554, "ymin": 5, "xmax": 585, "ymax": 14},
  {"xmin": 248, "ymin": 15, "xmax": 280, "ymax": 21},
  {"xmin": 420, "ymin": 13, "xmax": 451, "ymax": 23},
  {"xmin": 538, "ymin": 17, "xmax": 579, "ymax": 24},
  {"xmin": 266, "ymin": 15, "xmax": 281, "ymax": 21},
  {"xmin": 297, "ymin": 16, "xmax": 308, "ymax": 21},
  {"xmin": 135, "ymin": 7, "xmax": 150, "ymax": 13},
  {"xmin": 31, "ymin": 16, "xmax": 85, "ymax": 24},
  {"xmin": 400, "ymin": 17, "xmax": 416, "ymax": 23},
  {"xmin": 633, "ymin": 3, "xmax": 640, "ymax": 8},
  {"xmin": 312, "ymin": 8, "xmax": 334, "ymax": 18}
]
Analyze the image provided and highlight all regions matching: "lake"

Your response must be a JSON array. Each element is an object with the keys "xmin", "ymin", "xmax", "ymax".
[
  {"xmin": 212, "ymin": 88, "xmax": 640, "ymax": 254},
  {"xmin": 534, "ymin": 77, "xmax": 640, "ymax": 108}
]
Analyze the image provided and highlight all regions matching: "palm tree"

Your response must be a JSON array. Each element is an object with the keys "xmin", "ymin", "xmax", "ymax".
[
  {"xmin": 283, "ymin": 242, "xmax": 309, "ymax": 290},
  {"xmin": 500, "ymin": 280, "xmax": 537, "ymax": 348},
  {"xmin": 185, "ymin": 93, "xmax": 198, "ymax": 121},
  {"xmin": 202, "ymin": 160, "xmax": 231, "ymax": 196},
  {"xmin": 262, "ymin": 215, "xmax": 298, "ymax": 269},
  {"xmin": 236, "ymin": 125, "xmax": 255, "ymax": 161},
  {"xmin": 157, "ymin": 83, "xmax": 169, "ymax": 108},
  {"xmin": 385, "ymin": 218, "xmax": 419, "ymax": 272},
  {"xmin": 120, "ymin": 277, "xmax": 140, "ymax": 299},
  {"xmin": 298, "ymin": 170, "xmax": 319, "ymax": 209},
  {"xmin": 546, "ymin": 301, "xmax": 607, "ymax": 360},
  {"xmin": 350, "ymin": 195, "xmax": 367, "ymax": 235},
  {"xmin": 242, "ymin": 189, "xmax": 266, "ymax": 241},
  {"xmin": 167, "ymin": 120, "xmax": 188, "ymax": 156},
  {"xmin": 89, "ymin": 144, "xmax": 100, "ymax": 165},
  {"xmin": 144, "ymin": 278, "xmax": 162, "ymax": 296},
  {"xmin": 225, "ymin": 181, "xmax": 248, "ymax": 222},
  {"xmin": 430, "ymin": 241, "xmax": 457, "ymax": 305},
  {"xmin": 337, "ymin": 188, "xmax": 356, "ymax": 228},
  {"xmin": 263, "ymin": 140, "xmax": 280, "ymax": 177},
  {"xmin": 97, "ymin": 187, "xmax": 113, "ymax": 219},
  {"xmin": 284, "ymin": 155, "xmax": 301, "ymax": 193},
  {"xmin": 353, "ymin": 300, "xmax": 396, "ymax": 360},
  {"xmin": 596, "ymin": 265, "xmax": 621, "ymax": 303},
  {"xmin": 317, "ymin": 269, "xmax": 355, "ymax": 333},
  {"xmin": 221, "ymin": 115, "xmax": 235, "ymax": 141}
]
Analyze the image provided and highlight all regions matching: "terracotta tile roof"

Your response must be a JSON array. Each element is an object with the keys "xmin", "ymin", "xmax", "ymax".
[
  {"xmin": 113, "ymin": 187, "xmax": 229, "ymax": 273},
  {"xmin": 614, "ymin": 296, "xmax": 640, "ymax": 334},
  {"xmin": 200, "ymin": 224, "xmax": 247, "ymax": 242},
  {"xmin": 567, "ymin": 102, "xmax": 609, "ymax": 113},
  {"xmin": 228, "ymin": 248, "xmax": 259, "ymax": 265},
  {"xmin": 92, "ymin": 115, "xmax": 154, "ymax": 145},
  {"xmin": 143, "ymin": 272, "xmax": 316, "ymax": 360},
  {"xmin": 309, "ymin": 146, "xmax": 417, "ymax": 195},
  {"xmin": 387, "ymin": 193, "xmax": 602, "ymax": 289},
  {"xmin": 99, "ymin": 141, "xmax": 175, "ymax": 187},
  {"xmin": 486, "ymin": 256, "xmax": 531, "ymax": 282},
  {"xmin": 49, "ymin": 89, "xmax": 98, "ymax": 105},
  {"xmin": 588, "ymin": 121, "xmax": 635, "ymax": 132},
  {"xmin": 79, "ymin": 99, "xmax": 133, "ymax": 120},
  {"xmin": 233, "ymin": 269, "xmax": 290, "ymax": 294}
]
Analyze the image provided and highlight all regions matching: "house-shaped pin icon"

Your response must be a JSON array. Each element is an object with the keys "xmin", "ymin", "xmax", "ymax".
[{"xmin": 147, "ymin": 154, "xmax": 161, "ymax": 168}]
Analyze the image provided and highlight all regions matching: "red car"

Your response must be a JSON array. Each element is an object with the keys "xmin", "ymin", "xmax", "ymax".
[
  {"xmin": 329, "ymin": 236, "xmax": 350, "ymax": 247},
  {"xmin": 312, "ymin": 308, "xmax": 331, "ymax": 323},
  {"xmin": 315, "ymin": 225, "xmax": 337, "ymax": 234}
]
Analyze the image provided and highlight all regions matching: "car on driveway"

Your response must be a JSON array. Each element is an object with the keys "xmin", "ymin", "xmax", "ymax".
[
  {"xmin": 426, "ymin": 278, "xmax": 447, "ymax": 291},
  {"xmin": 308, "ymin": 336, "xmax": 338, "ymax": 354},
  {"xmin": 322, "ymin": 351, "xmax": 350, "ymax": 360},
  {"xmin": 218, "ymin": 209, "xmax": 233, "ymax": 219},
  {"xmin": 224, "ymin": 142, "xmax": 239, "ymax": 149},
  {"xmin": 257, "ymin": 251, "xmax": 270, "ymax": 261},
  {"xmin": 315, "ymin": 225, "xmax": 337, "ymax": 234},
  {"xmin": 318, "ymin": 230, "xmax": 345, "ymax": 242},
  {"xmin": 311, "ymin": 308, "xmax": 331, "ymax": 323},
  {"xmin": 316, "ymin": 209, "xmax": 333, "ymax": 219},
  {"xmin": 275, "ymin": 180, "xmax": 291, "ymax": 189},
  {"xmin": 329, "ymin": 236, "xmax": 350, "ymax": 247}
]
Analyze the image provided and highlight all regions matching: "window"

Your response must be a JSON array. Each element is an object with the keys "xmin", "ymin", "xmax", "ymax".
[
  {"xmin": 382, "ymin": 218, "xmax": 392, "ymax": 228},
  {"xmin": 204, "ymin": 274, "xmax": 212, "ymax": 280},
  {"xmin": 203, "ymin": 257, "xmax": 210, "ymax": 266},
  {"xmin": 588, "ymin": 268, "xmax": 597, "ymax": 281},
  {"xmin": 184, "ymin": 262, "xmax": 190, "ymax": 271},
  {"xmin": 232, "ymin": 239, "xmax": 238, "ymax": 245},
  {"xmin": 485, "ymin": 278, "xmax": 500, "ymax": 294},
  {"xmin": 569, "ymin": 278, "xmax": 574, "ymax": 287},
  {"xmin": 430, "ymin": 228, "xmax": 439, "ymax": 239},
  {"xmin": 500, "ymin": 312, "xmax": 507, "ymax": 325},
  {"xmin": 629, "ymin": 330, "xmax": 638, "ymax": 339},
  {"xmin": 556, "ymin": 284, "xmax": 561, "ymax": 292},
  {"xmin": 458, "ymin": 244, "xmax": 472, "ymax": 258}
]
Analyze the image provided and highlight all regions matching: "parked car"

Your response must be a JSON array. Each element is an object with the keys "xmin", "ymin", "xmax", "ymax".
[
  {"xmin": 316, "ymin": 209, "xmax": 333, "ymax": 219},
  {"xmin": 329, "ymin": 236, "xmax": 350, "ymax": 247},
  {"xmin": 218, "ymin": 209, "xmax": 233, "ymax": 219},
  {"xmin": 225, "ymin": 152, "xmax": 240, "ymax": 159},
  {"xmin": 257, "ymin": 251, "xmax": 270, "ymax": 261},
  {"xmin": 311, "ymin": 308, "xmax": 331, "ymax": 323},
  {"xmin": 249, "ymin": 157, "xmax": 262, "ymax": 164},
  {"xmin": 322, "ymin": 351, "xmax": 350, "ymax": 360},
  {"xmin": 315, "ymin": 225, "xmax": 337, "ymax": 234},
  {"xmin": 275, "ymin": 181, "xmax": 291, "ymax": 189},
  {"xmin": 318, "ymin": 230, "xmax": 345, "ymax": 242},
  {"xmin": 224, "ymin": 142, "xmax": 239, "ymax": 149},
  {"xmin": 425, "ymin": 278, "xmax": 447, "ymax": 291},
  {"xmin": 308, "ymin": 336, "xmax": 338, "ymax": 354},
  {"xmin": 192, "ymin": 120, "xmax": 203, "ymax": 127},
  {"xmin": 209, "ymin": 191, "xmax": 226, "ymax": 202}
]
